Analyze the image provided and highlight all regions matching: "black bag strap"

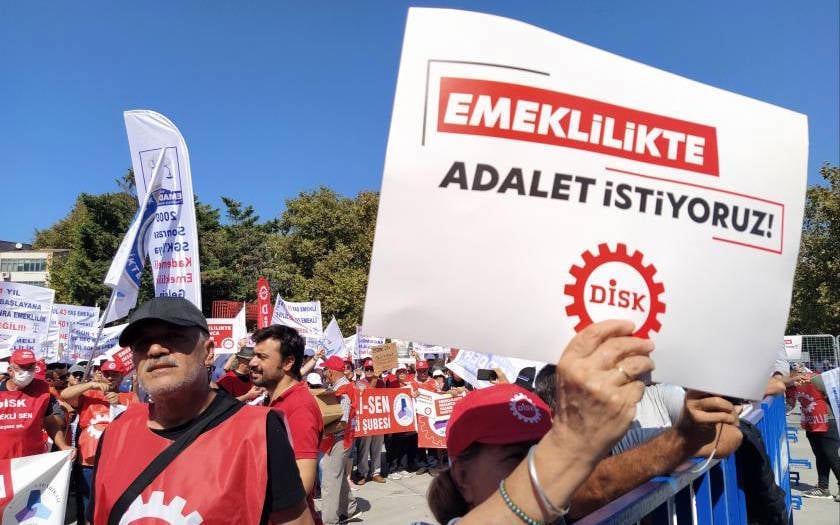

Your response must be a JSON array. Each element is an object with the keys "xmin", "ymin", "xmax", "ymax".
[{"xmin": 107, "ymin": 393, "xmax": 243, "ymax": 525}]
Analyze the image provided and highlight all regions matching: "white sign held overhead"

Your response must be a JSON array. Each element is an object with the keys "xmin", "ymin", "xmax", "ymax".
[
  {"xmin": 363, "ymin": 8, "xmax": 808, "ymax": 400},
  {"xmin": 0, "ymin": 282, "xmax": 55, "ymax": 356},
  {"xmin": 784, "ymin": 335, "xmax": 803, "ymax": 360},
  {"xmin": 124, "ymin": 110, "xmax": 202, "ymax": 310},
  {"xmin": 322, "ymin": 317, "xmax": 347, "ymax": 357}
]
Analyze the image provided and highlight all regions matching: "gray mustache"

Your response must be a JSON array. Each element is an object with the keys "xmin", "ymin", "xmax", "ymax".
[{"xmin": 145, "ymin": 358, "xmax": 178, "ymax": 372}]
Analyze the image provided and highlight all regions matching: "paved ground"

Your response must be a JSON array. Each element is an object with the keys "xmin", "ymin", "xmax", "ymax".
[
  {"xmin": 314, "ymin": 471, "xmax": 435, "ymax": 524},
  {"xmin": 786, "ymin": 413, "xmax": 840, "ymax": 525}
]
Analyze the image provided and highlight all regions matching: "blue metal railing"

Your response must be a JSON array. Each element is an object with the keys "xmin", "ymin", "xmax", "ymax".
[{"xmin": 576, "ymin": 395, "xmax": 793, "ymax": 525}]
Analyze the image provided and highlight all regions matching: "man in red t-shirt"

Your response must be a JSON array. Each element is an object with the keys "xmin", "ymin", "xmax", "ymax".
[
  {"xmin": 217, "ymin": 346, "xmax": 262, "ymax": 402},
  {"xmin": 250, "ymin": 325, "xmax": 325, "ymax": 524}
]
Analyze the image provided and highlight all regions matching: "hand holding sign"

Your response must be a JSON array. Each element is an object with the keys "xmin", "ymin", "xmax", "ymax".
[{"xmin": 550, "ymin": 320, "xmax": 654, "ymax": 464}]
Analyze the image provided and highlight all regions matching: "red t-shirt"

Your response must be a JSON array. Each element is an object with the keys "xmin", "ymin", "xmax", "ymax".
[
  {"xmin": 217, "ymin": 371, "xmax": 253, "ymax": 398},
  {"xmin": 410, "ymin": 377, "xmax": 437, "ymax": 393},
  {"xmin": 269, "ymin": 381, "xmax": 324, "ymax": 525}
]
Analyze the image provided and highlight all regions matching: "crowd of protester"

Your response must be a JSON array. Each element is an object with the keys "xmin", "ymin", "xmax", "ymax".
[{"xmin": 0, "ymin": 296, "xmax": 835, "ymax": 524}]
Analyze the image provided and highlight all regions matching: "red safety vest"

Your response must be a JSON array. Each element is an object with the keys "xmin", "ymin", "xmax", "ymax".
[
  {"xmin": 795, "ymin": 374, "xmax": 830, "ymax": 432},
  {"xmin": 77, "ymin": 390, "xmax": 138, "ymax": 466},
  {"xmin": 0, "ymin": 379, "xmax": 51, "ymax": 459},
  {"xmin": 93, "ymin": 402, "xmax": 269, "ymax": 524}
]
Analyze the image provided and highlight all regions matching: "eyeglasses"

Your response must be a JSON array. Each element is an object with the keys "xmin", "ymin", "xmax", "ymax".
[{"xmin": 72, "ymin": 372, "xmax": 84, "ymax": 379}]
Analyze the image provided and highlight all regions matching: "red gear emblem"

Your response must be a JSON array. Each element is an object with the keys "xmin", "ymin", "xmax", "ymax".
[{"xmin": 564, "ymin": 243, "xmax": 666, "ymax": 338}]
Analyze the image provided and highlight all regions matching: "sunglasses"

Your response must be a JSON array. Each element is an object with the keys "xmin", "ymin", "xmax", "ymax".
[
  {"xmin": 72, "ymin": 372, "xmax": 84, "ymax": 379},
  {"xmin": 364, "ymin": 367, "xmax": 374, "ymax": 372}
]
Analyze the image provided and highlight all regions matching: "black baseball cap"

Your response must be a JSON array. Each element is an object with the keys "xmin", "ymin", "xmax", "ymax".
[{"xmin": 119, "ymin": 297, "xmax": 209, "ymax": 347}]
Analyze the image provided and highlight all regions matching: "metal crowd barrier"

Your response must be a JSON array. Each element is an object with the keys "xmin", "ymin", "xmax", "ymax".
[{"xmin": 576, "ymin": 395, "xmax": 793, "ymax": 525}]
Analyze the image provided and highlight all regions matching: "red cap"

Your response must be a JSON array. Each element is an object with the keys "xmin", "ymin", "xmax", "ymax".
[
  {"xmin": 415, "ymin": 360, "xmax": 429, "ymax": 370},
  {"xmin": 100, "ymin": 361, "xmax": 124, "ymax": 374},
  {"xmin": 34, "ymin": 360, "xmax": 47, "ymax": 381},
  {"xmin": 323, "ymin": 355, "xmax": 346, "ymax": 372},
  {"xmin": 10, "ymin": 349, "xmax": 36, "ymax": 366},
  {"xmin": 446, "ymin": 384, "xmax": 551, "ymax": 459},
  {"xmin": 363, "ymin": 358, "xmax": 374, "ymax": 368}
]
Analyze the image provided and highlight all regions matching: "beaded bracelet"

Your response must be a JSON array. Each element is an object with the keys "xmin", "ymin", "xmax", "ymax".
[
  {"xmin": 498, "ymin": 478, "xmax": 544, "ymax": 525},
  {"xmin": 527, "ymin": 445, "xmax": 571, "ymax": 518}
]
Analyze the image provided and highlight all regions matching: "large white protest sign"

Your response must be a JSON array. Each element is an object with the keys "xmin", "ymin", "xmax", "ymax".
[
  {"xmin": 0, "ymin": 450, "xmax": 72, "ymax": 524},
  {"xmin": 447, "ymin": 349, "xmax": 546, "ymax": 390},
  {"xmin": 67, "ymin": 323, "xmax": 126, "ymax": 363},
  {"xmin": 124, "ymin": 110, "xmax": 202, "ymax": 310},
  {"xmin": 43, "ymin": 304, "xmax": 100, "ymax": 363},
  {"xmin": 363, "ymin": 8, "xmax": 808, "ymax": 399},
  {"xmin": 784, "ymin": 335, "xmax": 803, "ymax": 360},
  {"xmin": 0, "ymin": 282, "xmax": 55, "ymax": 356}
]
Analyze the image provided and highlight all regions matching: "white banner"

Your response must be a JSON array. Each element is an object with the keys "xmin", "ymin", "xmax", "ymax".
[
  {"xmin": 322, "ymin": 317, "xmax": 347, "ymax": 357},
  {"xmin": 42, "ymin": 304, "xmax": 99, "ymax": 363},
  {"xmin": 0, "ymin": 282, "xmax": 55, "ymax": 356},
  {"xmin": 67, "ymin": 323, "xmax": 127, "ymax": 363},
  {"xmin": 271, "ymin": 295, "xmax": 323, "ymax": 354},
  {"xmin": 446, "ymin": 349, "xmax": 546, "ymax": 389},
  {"xmin": 0, "ymin": 450, "xmax": 72, "ymax": 524},
  {"xmin": 363, "ymin": 8, "xmax": 808, "ymax": 400},
  {"xmin": 103, "ymin": 147, "xmax": 168, "ymax": 323},
  {"xmin": 822, "ymin": 367, "xmax": 840, "ymax": 438},
  {"xmin": 355, "ymin": 327, "xmax": 385, "ymax": 360},
  {"xmin": 783, "ymin": 335, "xmax": 803, "ymax": 360},
  {"xmin": 124, "ymin": 110, "xmax": 202, "ymax": 309}
]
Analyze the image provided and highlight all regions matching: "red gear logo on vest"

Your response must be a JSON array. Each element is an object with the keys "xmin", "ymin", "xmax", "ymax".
[{"xmin": 565, "ymin": 243, "xmax": 666, "ymax": 338}]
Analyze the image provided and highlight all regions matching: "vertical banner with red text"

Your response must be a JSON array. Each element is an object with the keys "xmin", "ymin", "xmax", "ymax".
[{"xmin": 257, "ymin": 278, "xmax": 272, "ymax": 329}]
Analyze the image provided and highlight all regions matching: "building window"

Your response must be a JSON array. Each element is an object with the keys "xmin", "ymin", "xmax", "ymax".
[{"xmin": 0, "ymin": 258, "xmax": 47, "ymax": 272}]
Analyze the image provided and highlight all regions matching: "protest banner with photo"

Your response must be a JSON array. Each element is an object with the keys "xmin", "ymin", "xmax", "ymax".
[
  {"xmin": 415, "ymin": 388, "xmax": 463, "ymax": 448},
  {"xmin": 0, "ymin": 450, "xmax": 72, "ymax": 525},
  {"xmin": 124, "ymin": 110, "xmax": 202, "ymax": 310},
  {"xmin": 354, "ymin": 387, "xmax": 417, "ymax": 436},
  {"xmin": 822, "ymin": 367, "xmax": 840, "ymax": 438},
  {"xmin": 371, "ymin": 343, "xmax": 399, "ymax": 374},
  {"xmin": 784, "ymin": 335, "xmax": 803, "ymax": 361},
  {"xmin": 256, "ymin": 277, "xmax": 272, "ymax": 329},
  {"xmin": 447, "ymin": 349, "xmax": 546, "ymax": 390},
  {"xmin": 207, "ymin": 306, "xmax": 247, "ymax": 355},
  {"xmin": 363, "ymin": 8, "xmax": 808, "ymax": 399},
  {"xmin": 356, "ymin": 327, "xmax": 385, "ymax": 360},
  {"xmin": 0, "ymin": 282, "xmax": 55, "ymax": 356},
  {"xmin": 42, "ymin": 304, "xmax": 99, "ymax": 363},
  {"xmin": 67, "ymin": 324, "xmax": 126, "ymax": 363}
]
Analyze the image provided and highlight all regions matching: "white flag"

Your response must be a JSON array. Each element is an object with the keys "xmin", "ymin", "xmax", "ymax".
[
  {"xmin": 124, "ymin": 110, "xmax": 202, "ymax": 310},
  {"xmin": 1, "ymin": 450, "xmax": 72, "ymax": 525},
  {"xmin": 68, "ymin": 323, "xmax": 127, "ymax": 363},
  {"xmin": 103, "ymin": 148, "xmax": 167, "ymax": 323},
  {"xmin": 322, "ymin": 317, "xmax": 347, "ymax": 357}
]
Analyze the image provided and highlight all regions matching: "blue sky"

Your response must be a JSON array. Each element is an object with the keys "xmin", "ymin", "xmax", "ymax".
[{"xmin": 1, "ymin": 1, "xmax": 837, "ymax": 243}]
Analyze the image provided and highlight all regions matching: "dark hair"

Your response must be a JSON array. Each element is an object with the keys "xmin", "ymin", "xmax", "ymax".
[
  {"xmin": 534, "ymin": 364, "xmax": 557, "ymax": 413},
  {"xmin": 252, "ymin": 325, "xmax": 305, "ymax": 380},
  {"xmin": 426, "ymin": 443, "xmax": 481, "ymax": 522}
]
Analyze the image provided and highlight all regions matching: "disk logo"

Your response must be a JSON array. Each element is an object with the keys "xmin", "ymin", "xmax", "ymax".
[{"xmin": 565, "ymin": 243, "xmax": 666, "ymax": 338}]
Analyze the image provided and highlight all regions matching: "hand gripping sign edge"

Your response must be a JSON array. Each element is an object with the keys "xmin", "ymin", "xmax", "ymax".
[{"xmin": 564, "ymin": 243, "xmax": 666, "ymax": 338}]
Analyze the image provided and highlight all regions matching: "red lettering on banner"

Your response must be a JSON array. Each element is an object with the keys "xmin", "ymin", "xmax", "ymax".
[{"xmin": 437, "ymin": 78, "xmax": 719, "ymax": 176}]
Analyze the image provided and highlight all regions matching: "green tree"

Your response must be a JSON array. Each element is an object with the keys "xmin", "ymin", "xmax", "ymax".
[
  {"xmin": 787, "ymin": 163, "xmax": 840, "ymax": 334},
  {"xmin": 263, "ymin": 187, "xmax": 379, "ymax": 334}
]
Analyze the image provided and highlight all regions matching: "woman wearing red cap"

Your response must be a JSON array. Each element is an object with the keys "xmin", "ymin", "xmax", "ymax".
[{"xmin": 425, "ymin": 320, "xmax": 655, "ymax": 525}]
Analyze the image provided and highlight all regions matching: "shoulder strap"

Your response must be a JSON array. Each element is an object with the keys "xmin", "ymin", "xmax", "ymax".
[{"xmin": 107, "ymin": 393, "xmax": 243, "ymax": 525}]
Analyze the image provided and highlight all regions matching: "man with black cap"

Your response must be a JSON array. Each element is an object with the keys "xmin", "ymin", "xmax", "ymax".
[
  {"xmin": 88, "ymin": 297, "xmax": 311, "ymax": 525},
  {"xmin": 217, "ymin": 345, "xmax": 263, "ymax": 402}
]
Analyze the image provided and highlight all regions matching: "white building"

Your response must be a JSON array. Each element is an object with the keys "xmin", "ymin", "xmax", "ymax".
[{"xmin": 0, "ymin": 241, "xmax": 68, "ymax": 287}]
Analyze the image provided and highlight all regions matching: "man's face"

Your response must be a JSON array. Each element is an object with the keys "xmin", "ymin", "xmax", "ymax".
[
  {"xmin": 364, "ymin": 366, "xmax": 374, "ymax": 379},
  {"xmin": 250, "ymin": 338, "xmax": 286, "ymax": 388},
  {"xmin": 47, "ymin": 371, "xmax": 69, "ymax": 391},
  {"xmin": 416, "ymin": 368, "xmax": 428, "ymax": 381},
  {"xmin": 343, "ymin": 364, "xmax": 354, "ymax": 380},
  {"xmin": 101, "ymin": 370, "xmax": 124, "ymax": 392},
  {"xmin": 68, "ymin": 371, "xmax": 83, "ymax": 386},
  {"xmin": 325, "ymin": 368, "xmax": 342, "ymax": 386},
  {"xmin": 130, "ymin": 321, "xmax": 208, "ymax": 398},
  {"xmin": 92, "ymin": 369, "xmax": 105, "ymax": 383}
]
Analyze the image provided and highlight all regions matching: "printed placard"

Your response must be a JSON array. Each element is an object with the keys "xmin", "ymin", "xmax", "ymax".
[
  {"xmin": 371, "ymin": 343, "xmax": 399, "ymax": 374},
  {"xmin": 354, "ymin": 387, "xmax": 417, "ymax": 436},
  {"xmin": 0, "ymin": 282, "xmax": 55, "ymax": 356},
  {"xmin": 784, "ymin": 335, "xmax": 803, "ymax": 360},
  {"xmin": 415, "ymin": 388, "xmax": 463, "ymax": 448},
  {"xmin": 363, "ymin": 8, "xmax": 808, "ymax": 399}
]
